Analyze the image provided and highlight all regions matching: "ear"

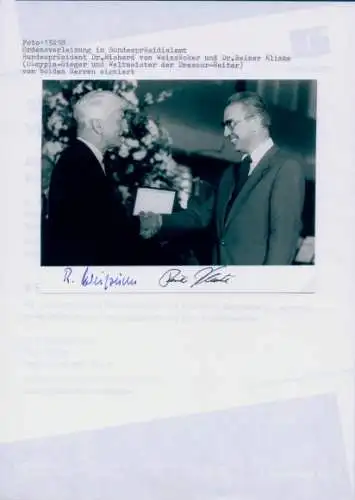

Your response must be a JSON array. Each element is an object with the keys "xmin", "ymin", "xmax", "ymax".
[
  {"xmin": 250, "ymin": 115, "xmax": 261, "ymax": 132},
  {"xmin": 91, "ymin": 118, "xmax": 104, "ymax": 135}
]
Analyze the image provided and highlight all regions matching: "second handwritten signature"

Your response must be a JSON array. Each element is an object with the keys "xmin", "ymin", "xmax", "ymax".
[{"xmin": 158, "ymin": 266, "xmax": 235, "ymax": 288}]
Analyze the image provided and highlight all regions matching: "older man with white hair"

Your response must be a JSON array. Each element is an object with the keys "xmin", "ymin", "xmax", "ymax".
[
  {"xmin": 47, "ymin": 90, "xmax": 138, "ymax": 266},
  {"xmin": 74, "ymin": 90, "xmax": 128, "ymax": 163}
]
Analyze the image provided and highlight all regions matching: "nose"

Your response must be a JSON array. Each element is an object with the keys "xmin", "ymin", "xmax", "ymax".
[
  {"xmin": 121, "ymin": 118, "xmax": 129, "ymax": 134},
  {"xmin": 224, "ymin": 126, "xmax": 231, "ymax": 138}
]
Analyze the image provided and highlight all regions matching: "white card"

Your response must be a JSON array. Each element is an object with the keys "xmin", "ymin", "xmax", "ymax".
[{"xmin": 133, "ymin": 187, "xmax": 176, "ymax": 215}]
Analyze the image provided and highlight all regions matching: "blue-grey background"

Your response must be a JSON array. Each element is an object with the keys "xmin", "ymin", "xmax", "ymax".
[
  {"xmin": 0, "ymin": 395, "xmax": 352, "ymax": 500},
  {"xmin": 16, "ymin": 1, "xmax": 325, "ymax": 44}
]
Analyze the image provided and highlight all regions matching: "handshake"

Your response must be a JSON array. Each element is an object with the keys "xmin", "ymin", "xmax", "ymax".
[{"xmin": 139, "ymin": 212, "xmax": 163, "ymax": 239}]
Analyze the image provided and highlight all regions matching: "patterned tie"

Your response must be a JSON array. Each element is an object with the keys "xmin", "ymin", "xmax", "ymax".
[{"xmin": 224, "ymin": 154, "xmax": 252, "ymax": 223}]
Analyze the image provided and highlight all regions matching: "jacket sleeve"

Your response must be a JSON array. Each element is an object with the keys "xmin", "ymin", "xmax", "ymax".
[
  {"xmin": 160, "ymin": 192, "xmax": 215, "ymax": 236},
  {"xmin": 265, "ymin": 158, "xmax": 305, "ymax": 265}
]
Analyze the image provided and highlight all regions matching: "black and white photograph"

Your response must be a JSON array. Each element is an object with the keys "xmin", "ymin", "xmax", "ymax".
[{"xmin": 41, "ymin": 79, "xmax": 316, "ymax": 267}]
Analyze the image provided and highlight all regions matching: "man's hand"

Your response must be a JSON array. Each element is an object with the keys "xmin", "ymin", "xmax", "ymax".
[{"xmin": 139, "ymin": 212, "xmax": 162, "ymax": 239}]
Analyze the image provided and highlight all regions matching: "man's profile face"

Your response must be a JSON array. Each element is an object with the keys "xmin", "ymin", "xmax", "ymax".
[
  {"xmin": 101, "ymin": 106, "xmax": 126, "ymax": 149},
  {"xmin": 223, "ymin": 103, "xmax": 255, "ymax": 154}
]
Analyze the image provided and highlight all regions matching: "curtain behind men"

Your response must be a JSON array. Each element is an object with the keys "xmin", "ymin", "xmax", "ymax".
[{"xmin": 245, "ymin": 80, "xmax": 317, "ymax": 120}]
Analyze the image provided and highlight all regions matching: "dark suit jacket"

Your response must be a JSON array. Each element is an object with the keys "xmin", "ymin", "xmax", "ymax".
[
  {"xmin": 46, "ymin": 140, "xmax": 138, "ymax": 266},
  {"xmin": 162, "ymin": 145, "xmax": 305, "ymax": 265}
]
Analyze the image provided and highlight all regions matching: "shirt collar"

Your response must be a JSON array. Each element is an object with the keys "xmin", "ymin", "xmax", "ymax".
[
  {"xmin": 248, "ymin": 137, "xmax": 274, "ymax": 173},
  {"xmin": 77, "ymin": 137, "xmax": 105, "ymax": 173}
]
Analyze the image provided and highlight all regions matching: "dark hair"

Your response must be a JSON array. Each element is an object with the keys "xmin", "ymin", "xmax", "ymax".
[{"xmin": 226, "ymin": 91, "xmax": 271, "ymax": 128}]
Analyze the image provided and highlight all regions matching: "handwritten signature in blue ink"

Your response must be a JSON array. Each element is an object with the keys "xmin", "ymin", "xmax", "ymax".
[
  {"xmin": 64, "ymin": 267, "xmax": 137, "ymax": 291},
  {"xmin": 158, "ymin": 266, "xmax": 235, "ymax": 288}
]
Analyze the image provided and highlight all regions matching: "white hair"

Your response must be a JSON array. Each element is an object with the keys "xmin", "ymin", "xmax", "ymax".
[{"xmin": 73, "ymin": 90, "xmax": 126, "ymax": 130}]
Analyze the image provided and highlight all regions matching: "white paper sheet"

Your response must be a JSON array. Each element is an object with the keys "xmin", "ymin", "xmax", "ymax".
[
  {"xmin": 1, "ymin": 1, "xmax": 354, "ymax": 499},
  {"xmin": 133, "ymin": 187, "xmax": 176, "ymax": 215}
]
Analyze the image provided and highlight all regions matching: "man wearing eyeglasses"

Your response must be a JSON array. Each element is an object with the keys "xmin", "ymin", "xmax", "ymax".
[{"xmin": 140, "ymin": 91, "xmax": 305, "ymax": 266}]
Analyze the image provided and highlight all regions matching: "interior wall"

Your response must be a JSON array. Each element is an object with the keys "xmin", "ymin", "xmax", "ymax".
[{"xmin": 245, "ymin": 80, "xmax": 317, "ymax": 119}]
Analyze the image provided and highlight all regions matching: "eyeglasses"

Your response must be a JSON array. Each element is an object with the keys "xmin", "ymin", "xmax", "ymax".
[{"xmin": 221, "ymin": 115, "xmax": 254, "ymax": 130}]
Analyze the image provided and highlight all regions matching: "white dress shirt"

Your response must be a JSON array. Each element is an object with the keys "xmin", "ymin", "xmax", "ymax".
[
  {"xmin": 77, "ymin": 137, "xmax": 106, "ymax": 174},
  {"xmin": 244, "ymin": 137, "xmax": 274, "ymax": 176}
]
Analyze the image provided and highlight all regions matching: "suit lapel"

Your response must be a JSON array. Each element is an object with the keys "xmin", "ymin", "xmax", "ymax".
[
  {"xmin": 75, "ymin": 140, "xmax": 111, "ymax": 196},
  {"xmin": 223, "ymin": 145, "xmax": 278, "ymax": 230},
  {"xmin": 217, "ymin": 166, "xmax": 236, "ymax": 234}
]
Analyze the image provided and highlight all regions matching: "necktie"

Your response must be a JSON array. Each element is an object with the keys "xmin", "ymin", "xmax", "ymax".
[{"xmin": 224, "ymin": 155, "xmax": 252, "ymax": 223}]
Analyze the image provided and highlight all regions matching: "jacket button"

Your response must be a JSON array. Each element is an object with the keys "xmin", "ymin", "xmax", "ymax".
[{"xmin": 220, "ymin": 240, "xmax": 225, "ymax": 246}]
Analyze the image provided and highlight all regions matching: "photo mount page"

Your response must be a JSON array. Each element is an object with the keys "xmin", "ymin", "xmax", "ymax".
[{"xmin": 1, "ymin": 2, "xmax": 354, "ymax": 500}]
